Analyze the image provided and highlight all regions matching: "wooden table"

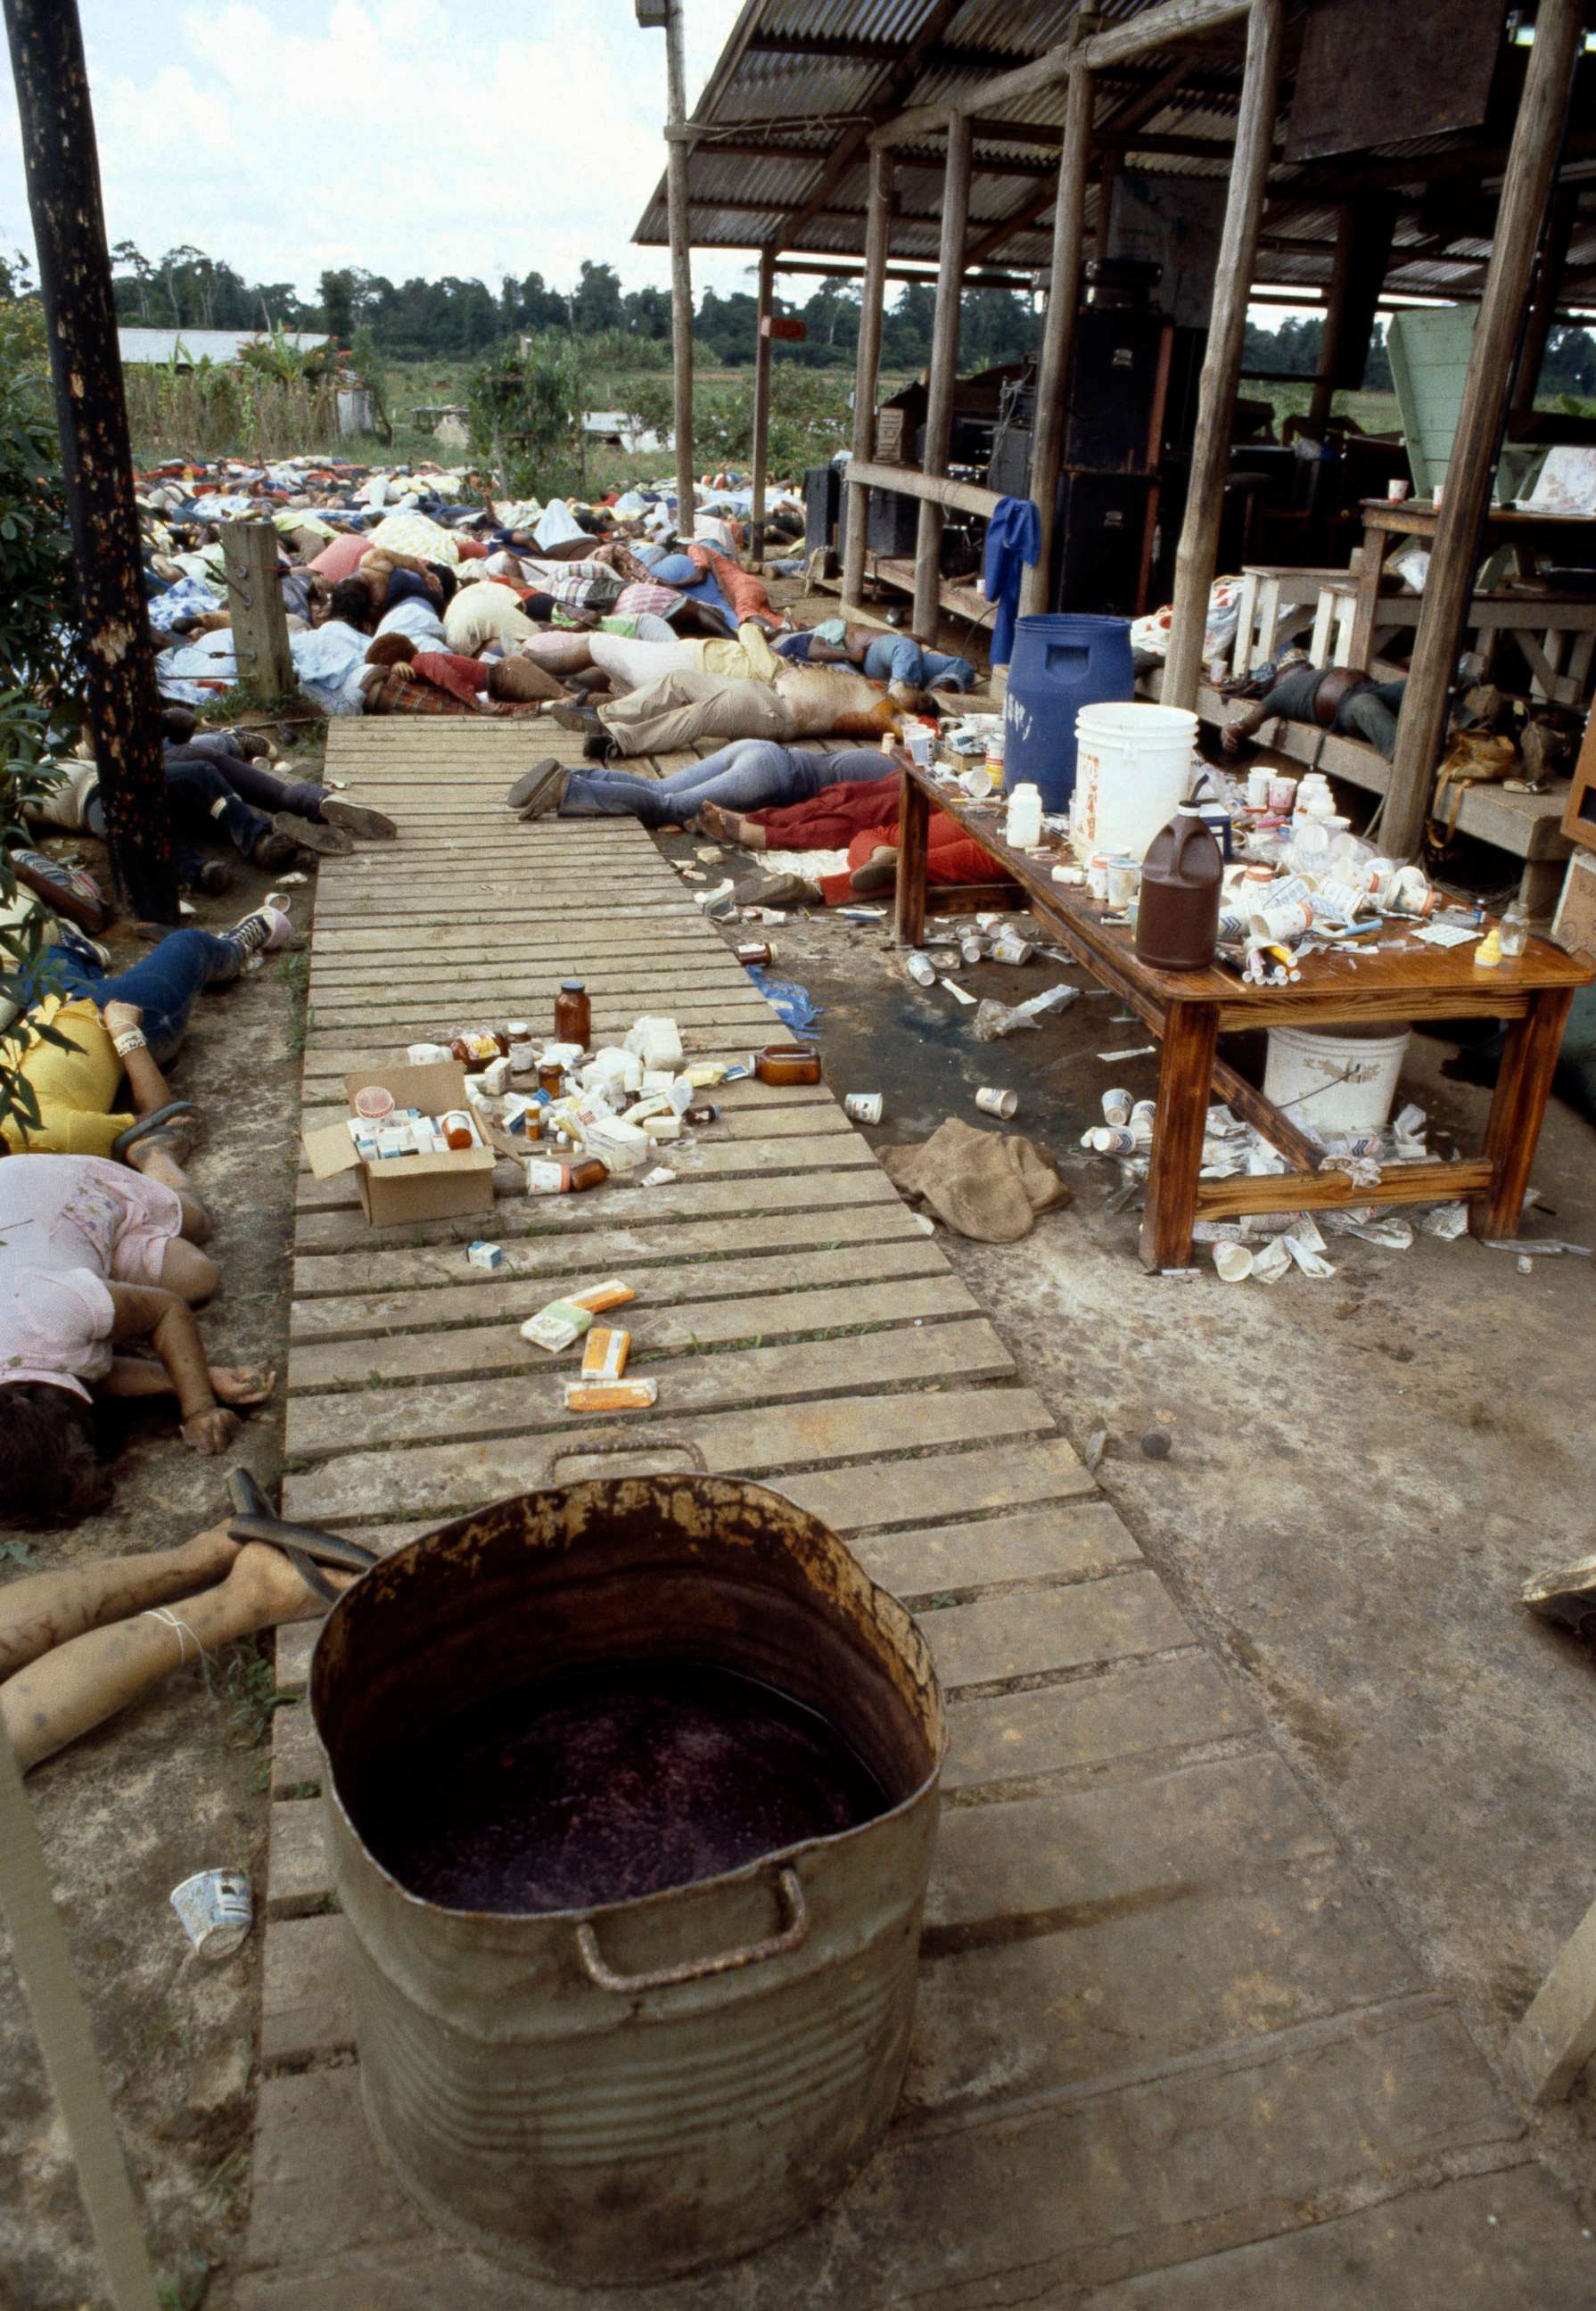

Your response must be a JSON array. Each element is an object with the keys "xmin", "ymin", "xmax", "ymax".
[
  {"xmin": 1350, "ymin": 498, "xmax": 1596, "ymax": 678},
  {"xmin": 893, "ymin": 761, "xmax": 1594, "ymax": 1271}
]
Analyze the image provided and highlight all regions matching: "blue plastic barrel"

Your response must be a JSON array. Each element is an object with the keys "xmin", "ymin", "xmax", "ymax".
[{"xmin": 1001, "ymin": 613, "xmax": 1135, "ymax": 812}]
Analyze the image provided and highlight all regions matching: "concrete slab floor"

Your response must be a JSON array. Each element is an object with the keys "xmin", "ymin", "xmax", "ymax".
[{"xmin": 664, "ymin": 830, "xmax": 1596, "ymax": 2214}]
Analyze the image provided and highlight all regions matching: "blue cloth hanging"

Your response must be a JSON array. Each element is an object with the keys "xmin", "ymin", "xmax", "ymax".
[{"xmin": 983, "ymin": 497, "xmax": 1041, "ymax": 667}]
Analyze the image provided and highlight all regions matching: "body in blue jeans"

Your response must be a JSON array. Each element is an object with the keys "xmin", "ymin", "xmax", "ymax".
[
  {"xmin": 559, "ymin": 742, "xmax": 896, "ymax": 829},
  {"xmin": 21, "ymin": 928, "xmax": 244, "ymax": 1065},
  {"xmin": 860, "ymin": 634, "xmax": 975, "ymax": 692}
]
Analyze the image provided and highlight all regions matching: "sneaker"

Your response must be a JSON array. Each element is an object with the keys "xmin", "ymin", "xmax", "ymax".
[
  {"xmin": 195, "ymin": 859, "xmax": 234, "ymax": 896},
  {"xmin": 516, "ymin": 766, "xmax": 572, "ymax": 823},
  {"xmin": 251, "ymin": 827, "xmax": 300, "ymax": 871},
  {"xmin": 230, "ymin": 904, "xmax": 293, "ymax": 958},
  {"xmin": 732, "ymin": 871, "xmax": 823, "ymax": 909},
  {"xmin": 273, "ymin": 810, "xmax": 352, "ymax": 856},
  {"xmin": 849, "ymin": 847, "xmax": 899, "ymax": 895},
  {"xmin": 582, "ymin": 731, "xmax": 619, "ymax": 762},
  {"xmin": 321, "ymin": 797, "xmax": 398, "ymax": 841}
]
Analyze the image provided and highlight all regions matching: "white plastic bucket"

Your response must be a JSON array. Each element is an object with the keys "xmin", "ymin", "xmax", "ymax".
[
  {"xmin": 1073, "ymin": 703, "xmax": 1199, "ymax": 862},
  {"xmin": 1263, "ymin": 1023, "xmax": 1412, "ymax": 1138}
]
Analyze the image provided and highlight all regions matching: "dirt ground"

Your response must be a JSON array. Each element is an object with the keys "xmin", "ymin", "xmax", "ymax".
[
  {"xmin": 709, "ymin": 849, "xmax": 1596, "ymax": 2226},
  {"xmin": 0, "ymin": 737, "xmax": 318, "ymax": 2311}
]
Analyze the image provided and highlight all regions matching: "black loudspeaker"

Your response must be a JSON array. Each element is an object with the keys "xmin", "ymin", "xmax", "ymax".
[
  {"xmin": 1051, "ymin": 473, "xmax": 1157, "ymax": 618},
  {"xmin": 987, "ymin": 424, "xmax": 1033, "ymax": 500},
  {"xmin": 803, "ymin": 464, "xmax": 841, "ymax": 551},
  {"xmin": 837, "ymin": 485, "xmax": 921, "ymax": 558},
  {"xmin": 1063, "ymin": 310, "xmax": 1170, "ymax": 473}
]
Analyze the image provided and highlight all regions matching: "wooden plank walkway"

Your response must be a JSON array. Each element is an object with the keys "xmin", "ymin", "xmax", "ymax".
[{"xmin": 240, "ymin": 720, "xmax": 1591, "ymax": 2310}]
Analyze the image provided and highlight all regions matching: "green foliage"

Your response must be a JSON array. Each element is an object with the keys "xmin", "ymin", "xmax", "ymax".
[
  {"xmin": 619, "ymin": 374, "xmax": 674, "ymax": 450},
  {"xmin": 696, "ymin": 366, "xmax": 851, "ymax": 477},
  {"xmin": 465, "ymin": 335, "xmax": 587, "ymax": 496}
]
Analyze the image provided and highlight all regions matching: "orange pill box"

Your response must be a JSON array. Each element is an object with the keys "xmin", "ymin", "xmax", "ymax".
[
  {"xmin": 566, "ymin": 1279, "xmax": 636, "ymax": 1314},
  {"xmin": 580, "ymin": 1327, "xmax": 631, "ymax": 1383},
  {"xmin": 564, "ymin": 1378, "xmax": 657, "ymax": 1413}
]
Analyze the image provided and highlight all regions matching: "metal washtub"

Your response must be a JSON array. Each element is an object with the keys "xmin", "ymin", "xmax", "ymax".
[{"xmin": 309, "ymin": 1468, "xmax": 947, "ymax": 2284}]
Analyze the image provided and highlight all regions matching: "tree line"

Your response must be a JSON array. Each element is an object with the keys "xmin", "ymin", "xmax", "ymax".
[
  {"xmin": 1241, "ymin": 309, "xmax": 1596, "ymax": 399},
  {"xmin": 105, "ymin": 242, "xmax": 1043, "ymax": 371}
]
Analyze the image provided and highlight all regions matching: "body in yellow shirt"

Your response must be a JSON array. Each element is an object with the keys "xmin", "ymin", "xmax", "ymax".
[{"xmin": 2, "ymin": 995, "xmax": 136, "ymax": 1156}]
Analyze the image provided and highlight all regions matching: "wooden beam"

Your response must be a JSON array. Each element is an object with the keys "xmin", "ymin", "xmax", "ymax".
[
  {"xmin": 1510, "ymin": 183, "xmax": 1579, "ymax": 427},
  {"xmin": 1383, "ymin": 0, "xmax": 1585, "ymax": 863},
  {"xmin": 1507, "ymin": 1890, "xmax": 1596, "ymax": 2103},
  {"xmin": 842, "ymin": 152, "xmax": 893, "ymax": 614},
  {"xmin": 845, "ymin": 460, "xmax": 1003, "ymax": 519},
  {"xmin": 748, "ymin": 247, "xmax": 776, "ymax": 565},
  {"xmin": 874, "ymin": 0, "xmax": 1251, "ymax": 147},
  {"xmin": 669, "ymin": 128, "xmax": 1062, "ymax": 180},
  {"xmin": 777, "ymin": 259, "xmax": 1035, "ymax": 289},
  {"xmin": 914, "ymin": 111, "xmax": 974, "ymax": 638},
  {"xmin": 1305, "ymin": 205, "xmax": 1354, "ymax": 437},
  {"xmin": 661, "ymin": 0, "xmax": 695, "ymax": 532},
  {"xmin": 1162, "ymin": 0, "xmax": 1285, "ymax": 709},
  {"xmin": 1023, "ymin": 58, "xmax": 1095, "ymax": 621}
]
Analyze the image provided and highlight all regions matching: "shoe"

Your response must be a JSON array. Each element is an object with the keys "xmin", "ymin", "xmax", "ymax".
[
  {"xmin": 251, "ymin": 828, "xmax": 299, "ymax": 871},
  {"xmin": 273, "ymin": 810, "xmax": 352, "ymax": 856},
  {"xmin": 733, "ymin": 871, "xmax": 822, "ymax": 909},
  {"xmin": 506, "ymin": 757, "xmax": 565, "ymax": 810},
  {"xmin": 234, "ymin": 732, "xmax": 273, "ymax": 761},
  {"xmin": 849, "ymin": 847, "xmax": 899, "ymax": 896},
  {"xmin": 548, "ymin": 702, "xmax": 600, "ymax": 734},
  {"xmin": 516, "ymin": 766, "xmax": 572, "ymax": 823},
  {"xmin": 321, "ymin": 797, "xmax": 398, "ymax": 840},
  {"xmin": 195, "ymin": 859, "xmax": 234, "ymax": 896},
  {"xmin": 230, "ymin": 903, "xmax": 293, "ymax": 957},
  {"xmin": 583, "ymin": 731, "xmax": 621, "ymax": 762}
]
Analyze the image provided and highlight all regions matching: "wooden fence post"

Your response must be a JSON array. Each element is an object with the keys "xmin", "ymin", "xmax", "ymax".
[
  {"xmin": 842, "ymin": 151, "xmax": 894, "ymax": 613},
  {"xmin": 913, "ymin": 111, "xmax": 974, "ymax": 639},
  {"xmin": 221, "ymin": 522, "xmax": 294, "ymax": 704},
  {"xmin": 749, "ymin": 249, "xmax": 777, "ymax": 565}
]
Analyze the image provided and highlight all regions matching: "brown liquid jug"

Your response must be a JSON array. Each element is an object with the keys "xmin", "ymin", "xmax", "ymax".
[{"xmin": 1134, "ymin": 803, "xmax": 1221, "ymax": 971}]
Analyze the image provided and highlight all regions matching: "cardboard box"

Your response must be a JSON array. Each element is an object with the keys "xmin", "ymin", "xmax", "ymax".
[
  {"xmin": 302, "ymin": 1062, "xmax": 496, "ymax": 1228},
  {"xmin": 1552, "ymin": 849, "xmax": 1596, "ymax": 962}
]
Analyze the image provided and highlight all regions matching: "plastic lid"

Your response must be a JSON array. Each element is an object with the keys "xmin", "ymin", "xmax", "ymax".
[
  {"xmin": 1175, "ymin": 802, "xmax": 1201, "ymax": 816},
  {"xmin": 561, "ymin": 978, "xmax": 586, "ymax": 991}
]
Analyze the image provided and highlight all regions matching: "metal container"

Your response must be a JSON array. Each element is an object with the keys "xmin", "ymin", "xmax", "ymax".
[{"xmin": 310, "ymin": 1468, "xmax": 946, "ymax": 2285}]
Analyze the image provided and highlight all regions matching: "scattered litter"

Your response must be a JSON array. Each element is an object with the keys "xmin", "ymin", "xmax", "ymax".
[
  {"xmin": 1518, "ymin": 1254, "xmax": 1534, "ymax": 1274},
  {"xmin": 1282, "ymin": 1213, "xmax": 1336, "ymax": 1279},
  {"xmin": 940, "ymin": 977, "xmax": 976, "ymax": 1006},
  {"xmin": 694, "ymin": 880, "xmax": 735, "ymax": 909},
  {"xmin": 642, "ymin": 1165, "xmax": 678, "ymax": 1187},
  {"xmin": 272, "ymin": 871, "xmax": 309, "ymax": 889},
  {"xmin": 1481, "ymin": 1237, "xmax": 1592, "ymax": 1256},
  {"xmin": 837, "ymin": 904, "xmax": 886, "ymax": 922},
  {"xmin": 844, "ymin": 1092, "xmax": 884, "ymax": 1124},
  {"xmin": 972, "ymin": 984, "xmax": 1079, "ymax": 1042},
  {"xmin": 1412, "ymin": 921, "xmax": 1479, "ymax": 949},
  {"xmin": 1098, "ymin": 1045, "xmax": 1157, "ymax": 1062},
  {"xmin": 882, "ymin": 1116, "xmax": 1071, "ymax": 1243},
  {"xmin": 1083, "ymin": 1428, "xmax": 1107, "ymax": 1473},
  {"xmin": 906, "ymin": 952, "xmax": 936, "ymax": 987},
  {"xmin": 746, "ymin": 966, "xmax": 821, "ymax": 1033},
  {"xmin": 913, "ymin": 1213, "xmax": 938, "ymax": 1234},
  {"xmin": 1213, "ymin": 1239, "xmax": 1254, "ymax": 1283},
  {"xmin": 581, "ymin": 1327, "xmax": 631, "ymax": 1383},
  {"xmin": 565, "ymin": 1378, "xmax": 658, "ymax": 1413},
  {"xmin": 170, "ymin": 1870, "xmax": 251, "ymax": 1963},
  {"xmin": 975, "ymin": 1086, "xmax": 1018, "ymax": 1119},
  {"xmin": 520, "ymin": 1299, "xmax": 596, "ymax": 1353},
  {"xmin": 1418, "ymin": 1204, "xmax": 1468, "ymax": 1239},
  {"xmin": 695, "ymin": 845, "xmax": 723, "ymax": 863},
  {"xmin": 465, "ymin": 1240, "xmax": 504, "ymax": 1272}
]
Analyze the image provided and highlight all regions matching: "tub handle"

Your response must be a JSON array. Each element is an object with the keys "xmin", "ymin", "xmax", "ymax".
[
  {"xmin": 540, "ymin": 1431, "xmax": 709, "ymax": 1484},
  {"xmin": 574, "ymin": 1868, "xmax": 810, "ymax": 1994}
]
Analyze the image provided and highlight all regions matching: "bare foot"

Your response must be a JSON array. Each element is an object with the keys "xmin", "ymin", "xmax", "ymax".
[
  {"xmin": 209, "ymin": 1365, "xmax": 276, "ymax": 1408},
  {"xmin": 221, "ymin": 1541, "xmax": 358, "ymax": 1626},
  {"xmin": 697, "ymin": 802, "xmax": 763, "ymax": 848}
]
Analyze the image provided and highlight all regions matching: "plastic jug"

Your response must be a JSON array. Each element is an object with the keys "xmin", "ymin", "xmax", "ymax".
[{"xmin": 1135, "ymin": 805, "xmax": 1222, "ymax": 971}]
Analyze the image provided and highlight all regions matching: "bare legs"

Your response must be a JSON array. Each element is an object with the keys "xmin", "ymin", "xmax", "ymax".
[
  {"xmin": 696, "ymin": 801, "xmax": 767, "ymax": 849},
  {"xmin": 0, "ymin": 1533, "xmax": 342, "ymax": 1772}
]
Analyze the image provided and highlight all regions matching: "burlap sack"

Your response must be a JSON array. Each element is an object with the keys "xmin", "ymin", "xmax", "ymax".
[{"xmin": 881, "ymin": 1116, "xmax": 1071, "ymax": 1243}]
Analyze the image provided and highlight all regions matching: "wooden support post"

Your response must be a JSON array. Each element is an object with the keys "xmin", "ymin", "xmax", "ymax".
[
  {"xmin": 1507, "ymin": 1889, "xmax": 1596, "ymax": 2103},
  {"xmin": 1139, "ymin": 999, "xmax": 1221, "ymax": 1271},
  {"xmin": 913, "ymin": 111, "xmax": 974, "ymax": 640},
  {"xmin": 749, "ymin": 249, "xmax": 777, "ymax": 567},
  {"xmin": 4, "ymin": 0, "xmax": 177, "ymax": 924},
  {"xmin": 1094, "ymin": 144, "xmax": 1120, "ymax": 273},
  {"xmin": 1383, "ymin": 0, "xmax": 1584, "ymax": 862},
  {"xmin": 661, "ymin": 0, "xmax": 696, "ymax": 538},
  {"xmin": 1022, "ymin": 59, "xmax": 1094, "ymax": 621},
  {"xmin": 1161, "ymin": 0, "xmax": 1285, "ymax": 711},
  {"xmin": 221, "ymin": 521, "xmax": 294, "ymax": 704},
  {"xmin": 893, "ymin": 764, "xmax": 932, "ymax": 948},
  {"xmin": 843, "ymin": 152, "xmax": 894, "ymax": 613},
  {"xmin": 0, "ymin": 1707, "xmax": 161, "ymax": 2311},
  {"xmin": 1510, "ymin": 184, "xmax": 1579, "ymax": 432},
  {"xmin": 1305, "ymin": 205, "xmax": 1354, "ymax": 440}
]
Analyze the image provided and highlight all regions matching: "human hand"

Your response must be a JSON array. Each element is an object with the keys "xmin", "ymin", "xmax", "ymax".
[
  {"xmin": 209, "ymin": 1365, "xmax": 276, "ymax": 1407},
  {"xmin": 102, "ymin": 1000, "xmax": 144, "ymax": 1035},
  {"xmin": 182, "ymin": 1407, "xmax": 242, "ymax": 1454},
  {"xmin": 1221, "ymin": 720, "xmax": 1242, "ymax": 754}
]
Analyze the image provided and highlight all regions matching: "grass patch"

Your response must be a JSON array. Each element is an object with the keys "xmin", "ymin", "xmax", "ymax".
[{"xmin": 219, "ymin": 1638, "xmax": 291, "ymax": 1748}]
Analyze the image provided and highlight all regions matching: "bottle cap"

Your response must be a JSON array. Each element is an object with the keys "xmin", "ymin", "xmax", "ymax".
[{"xmin": 561, "ymin": 977, "xmax": 586, "ymax": 991}]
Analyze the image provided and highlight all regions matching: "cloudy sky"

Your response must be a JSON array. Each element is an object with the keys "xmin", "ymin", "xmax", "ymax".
[{"xmin": 0, "ymin": 0, "xmax": 756, "ymax": 304}]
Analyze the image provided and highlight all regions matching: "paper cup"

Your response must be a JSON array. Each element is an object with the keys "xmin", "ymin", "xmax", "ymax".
[
  {"xmin": 1102, "ymin": 1087, "xmax": 1132, "ymax": 1125},
  {"xmin": 1246, "ymin": 769, "xmax": 1272, "ymax": 809},
  {"xmin": 1250, "ymin": 902, "xmax": 1311, "ymax": 944},
  {"xmin": 844, "ymin": 1092, "xmax": 884, "ymax": 1124},
  {"xmin": 906, "ymin": 952, "xmax": 936, "ymax": 985},
  {"xmin": 976, "ymin": 1086, "xmax": 1018, "ymax": 1119},
  {"xmin": 1386, "ymin": 478, "xmax": 1411, "ymax": 502},
  {"xmin": 170, "ymin": 1869, "xmax": 252, "ymax": 1962},
  {"xmin": 1267, "ymin": 775, "xmax": 1297, "ymax": 812},
  {"xmin": 1213, "ymin": 1240, "xmax": 1255, "ymax": 1283},
  {"xmin": 960, "ymin": 935, "xmax": 985, "ymax": 966}
]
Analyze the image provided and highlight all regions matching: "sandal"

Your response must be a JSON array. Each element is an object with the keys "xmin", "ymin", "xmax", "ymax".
[
  {"xmin": 111, "ymin": 1100, "xmax": 202, "ymax": 1161},
  {"xmin": 225, "ymin": 1468, "xmax": 379, "ymax": 1606}
]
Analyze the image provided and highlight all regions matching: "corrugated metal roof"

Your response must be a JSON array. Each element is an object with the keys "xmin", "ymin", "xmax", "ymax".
[{"xmin": 634, "ymin": 0, "xmax": 1584, "ymax": 304}]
